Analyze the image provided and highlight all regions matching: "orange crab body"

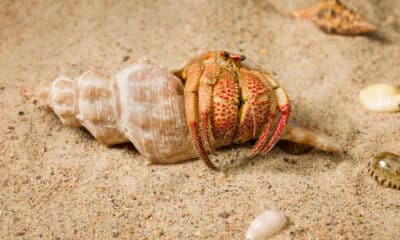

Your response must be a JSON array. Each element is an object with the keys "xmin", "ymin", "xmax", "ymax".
[{"xmin": 181, "ymin": 51, "xmax": 290, "ymax": 168}]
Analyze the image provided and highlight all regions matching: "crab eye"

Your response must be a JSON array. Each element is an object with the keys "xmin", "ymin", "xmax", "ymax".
[{"xmin": 223, "ymin": 51, "xmax": 230, "ymax": 58}]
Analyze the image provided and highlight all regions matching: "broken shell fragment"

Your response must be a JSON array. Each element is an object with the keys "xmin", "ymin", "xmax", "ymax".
[
  {"xmin": 368, "ymin": 152, "xmax": 400, "ymax": 190},
  {"xmin": 359, "ymin": 84, "xmax": 400, "ymax": 112},
  {"xmin": 246, "ymin": 210, "xmax": 286, "ymax": 240}
]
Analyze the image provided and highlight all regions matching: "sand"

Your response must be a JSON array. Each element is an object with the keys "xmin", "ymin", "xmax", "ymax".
[{"xmin": 1, "ymin": 0, "xmax": 400, "ymax": 239}]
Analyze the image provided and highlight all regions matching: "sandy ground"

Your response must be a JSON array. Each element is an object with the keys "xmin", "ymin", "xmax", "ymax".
[{"xmin": 1, "ymin": 0, "xmax": 400, "ymax": 239}]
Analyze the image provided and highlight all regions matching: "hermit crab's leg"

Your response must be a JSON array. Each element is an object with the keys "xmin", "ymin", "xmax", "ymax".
[
  {"xmin": 250, "ymin": 75, "xmax": 290, "ymax": 157},
  {"xmin": 199, "ymin": 62, "xmax": 220, "ymax": 154},
  {"xmin": 246, "ymin": 90, "xmax": 276, "ymax": 155},
  {"xmin": 184, "ymin": 62, "xmax": 216, "ymax": 169}
]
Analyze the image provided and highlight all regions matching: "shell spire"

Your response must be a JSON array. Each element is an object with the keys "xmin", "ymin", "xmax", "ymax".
[{"xmin": 20, "ymin": 75, "xmax": 81, "ymax": 127}]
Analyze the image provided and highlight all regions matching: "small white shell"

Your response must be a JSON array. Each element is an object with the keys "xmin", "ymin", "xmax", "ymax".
[
  {"xmin": 359, "ymin": 84, "xmax": 400, "ymax": 112},
  {"xmin": 246, "ymin": 210, "xmax": 286, "ymax": 240}
]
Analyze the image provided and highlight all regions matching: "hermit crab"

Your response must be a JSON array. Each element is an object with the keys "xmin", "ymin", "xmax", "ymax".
[{"xmin": 21, "ymin": 50, "xmax": 340, "ymax": 169}]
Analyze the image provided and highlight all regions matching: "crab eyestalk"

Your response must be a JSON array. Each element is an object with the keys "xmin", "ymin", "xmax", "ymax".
[{"xmin": 221, "ymin": 51, "xmax": 246, "ymax": 61}]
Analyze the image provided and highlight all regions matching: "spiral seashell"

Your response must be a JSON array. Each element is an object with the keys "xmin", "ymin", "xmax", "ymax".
[
  {"xmin": 21, "ymin": 62, "xmax": 196, "ymax": 164},
  {"xmin": 291, "ymin": 0, "xmax": 376, "ymax": 35}
]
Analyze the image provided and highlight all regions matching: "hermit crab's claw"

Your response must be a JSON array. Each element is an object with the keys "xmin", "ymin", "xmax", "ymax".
[
  {"xmin": 291, "ymin": 0, "xmax": 376, "ymax": 35},
  {"xmin": 250, "ymin": 78, "xmax": 290, "ymax": 157}
]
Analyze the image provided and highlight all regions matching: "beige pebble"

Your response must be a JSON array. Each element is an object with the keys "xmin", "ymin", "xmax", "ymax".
[
  {"xmin": 246, "ymin": 210, "xmax": 286, "ymax": 240},
  {"xmin": 359, "ymin": 84, "xmax": 400, "ymax": 112}
]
